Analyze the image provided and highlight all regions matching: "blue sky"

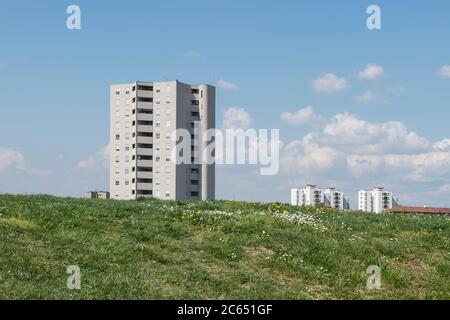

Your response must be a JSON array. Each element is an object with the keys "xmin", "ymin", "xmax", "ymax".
[{"xmin": 1, "ymin": 1, "xmax": 450, "ymax": 207}]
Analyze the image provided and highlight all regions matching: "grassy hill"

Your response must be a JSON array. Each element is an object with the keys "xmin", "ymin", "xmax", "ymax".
[{"xmin": 0, "ymin": 195, "xmax": 448, "ymax": 300}]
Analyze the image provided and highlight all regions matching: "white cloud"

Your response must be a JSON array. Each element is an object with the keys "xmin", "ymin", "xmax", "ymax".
[
  {"xmin": 438, "ymin": 65, "xmax": 450, "ymax": 78},
  {"xmin": 184, "ymin": 51, "xmax": 200, "ymax": 58},
  {"xmin": 355, "ymin": 90, "xmax": 378, "ymax": 103},
  {"xmin": 217, "ymin": 79, "xmax": 239, "ymax": 90},
  {"xmin": 320, "ymin": 113, "xmax": 430, "ymax": 154},
  {"xmin": 222, "ymin": 107, "xmax": 252, "ymax": 130},
  {"xmin": 280, "ymin": 106, "xmax": 320, "ymax": 125},
  {"xmin": 279, "ymin": 109, "xmax": 450, "ymax": 186},
  {"xmin": 0, "ymin": 147, "xmax": 49, "ymax": 176},
  {"xmin": 281, "ymin": 135, "xmax": 338, "ymax": 172},
  {"xmin": 78, "ymin": 145, "xmax": 109, "ymax": 169},
  {"xmin": 312, "ymin": 73, "xmax": 349, "ymax": 92},
  {"xmin": 433, "ymin": 139, "xmax": 450, "ymax": 151},
  {"xmin": 0, "ymin": 148, "xmax": 26, "ymax": 173},
  {"xmin": 358, "ymin": 63, "xmax": 384, "ymax": 80}
]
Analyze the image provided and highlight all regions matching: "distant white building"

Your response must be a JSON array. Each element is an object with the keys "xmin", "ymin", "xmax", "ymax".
[
  {"xmin": 358, "ymin": 187, "xmax": 399, "ymax": 213},
  {"xmin": 291, "ymin": 185, "xmax": 350, "ymax": 209}
]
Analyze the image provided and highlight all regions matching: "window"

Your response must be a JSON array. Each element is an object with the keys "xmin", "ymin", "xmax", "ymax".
[
  {"xmin": 155, "ymin": 190, "xmax": 160, "ymax": 197},
  {"xmin": 125, "ymin": 168, "xmax": 129, "ymax": 174},
  {"xmin": 155, "ymin": 121, "xmax": 160, "ymax": 128},
  {"xmin": 165, "ymin": 166, "xmax": 170, "ymax": 174},
  {"xmin": 165, "ymin": 179, "xmax": 170, "ymax": 185},
  {"xmin": 125, "ymin": 132, "xmax": 130, "ymax": 140},
  {"xmin": 115, "ymin": 181, "xmax": 120, "ymax": 186},
  {"xmin": 155, "ymin": 133, "xmax": 160, "ymax": 139},
  {"xmin": 165, "ymin": 97, "xmax": 171, "ymax": 103},
  {"xmin": 166, "ymin": 86, "xmax": 171, "ymax": 93},
  {"xmin": 155, "ymin": 167, "xmax": 160, "ymax": 173},
  {"xmin": 191, "ymin": 88, "xmax": 199, "ymax": 94},
  {"xmin": 165, "ymin": 191, "xmax": 170, "ymax": 198},
  {"xmin": 116, "ymin": 100, "xmax": 120, "ymax": 106},
  {"xmin": 155, "ymin": 108, "xmax": 160, "ymax": 116},
  {"xmin": 156, "ymin": 86, "xmax": 160, "ymax": 93},
  {"xmin": 125, "ymin": 181, "xmax": 129, "ymax": 186},
  {"xmin": 115, "ymin": 122, "xmax": 120, "ymax": 129},
  {"xmin": 115, "ymin": 111, "xmax": 120, "ymax": 117},
  {"xmin": 125, "ymin": 155, "xmax": 130, "ymax": 163},
  {"xmin": 115, "ymin": 156, "xmax": 120, "ymax": 163},
  {"xmin": 165, "ymin": 156, "xmax": 170, "ymax": 162},
  {"xmin": 155, "ymin": 156, "xmax": 161, "ymax": 162},
  {"xmin": 155, "ymin": 179, "xmax": 160, "ymax": 186},
  {"xmin": 125, "ymin": 145, "xmax": 130, "ymax": 151},
  {"xmin": 114, "ymin": 166, "xmax": 119, "ymax": 174},
  {"xmin": 125, "ymin": 88, "xmax": 130, "ymax": 94},
  {"xmin": 115, "ymin": 134, "xmax": 120, "ymax": 140},
  {"xmin": 165, "ymin": 143, "xmax": 171, "ymax": 151},
  {"xmin": 115, "ymin": 90, "xmax": 121, "ymax": 95},
  {"xmin": 165, "ymin": 120, "xmax": 171, "ymax": 127},
  {"xmin": 155, "ymin": 143, "xmax": 160, "ymax": 151},
  {"xmin": 165, "ymin": 132, "xmax": 171, "ymax": 139},
  {"xmin": 165, "ymin": 108, "xmax": 171, "ymax": 116},
  {"xmin": 191, "ymin": 100, "xmax": 199, "ymax": 106},
  {"xmin": 115, "ymin": 145, "xmax": 120, "ymax": 152},
  {"xmin": 125, "ymin": 122, "xmax": 130, "ymax": 129},
  {"xmin": 156, "ymin": 98, "xmax": 161, "ymax": 105}
]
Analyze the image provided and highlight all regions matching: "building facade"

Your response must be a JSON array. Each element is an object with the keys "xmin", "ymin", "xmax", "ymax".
[
  {"xmin": 85, "ymin": 191, "xmax": 110, "ymax": 199},
  {"xmin": 110, "ymin": 80, "xmax": 215, "ymax": 201},
  {"xmin": 358, "ymin": 187, "xmax": 398, "ymax": 213},
  {"xmin": 291, "ymin": 185, "xmax": 349, "ymax": 209}
]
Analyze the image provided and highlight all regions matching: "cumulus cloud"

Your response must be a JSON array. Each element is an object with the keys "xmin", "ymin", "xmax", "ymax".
[
  {"xmin": 222, "ymin": 107, "xmax": 252, "ymax": 130},
  {"xmin": 0, "ymin": 147, "xmax": 49, "ymax": 176},
  {"xmin": 312, "ymin": 73, "xmax": 349, "ymax": 92},
  {"xmin": 355, "ymin": 90, "xmax": 378, "ymax": 103},
  {"xmin": 438, "ymin": 65, "xmax": 450, "ymax": 78},
  {"xmin": 280, "ymin": 106, "xmax": 321, "ymax": 125},
  {"xmin": 358, "ymin": 63, "xmax": 384, "ymax": 80},
  {"xmin": 217, "ymin": 79, "xmax": 239, "ymax": 90},
  {"xmin": 78, "ymin": 145, "xmax": 110, "ymax": 169},
  {"xmin": 433, "ymin": 139, "xmax": 450, "ymax": 151},
  {"xmin": 281, "ymin": 135, "xmax": 338, "ymax": 172},
  {"xmin": 0, "ymin": 148, "xmax": 26, "ymax": 173},
  {"xmin": 279, "ymin": 109, "xmax": 450, "ymax": 187},
  {"xmin": 320, "ymin": 113, "xmax": 430, "ymax": 154}
]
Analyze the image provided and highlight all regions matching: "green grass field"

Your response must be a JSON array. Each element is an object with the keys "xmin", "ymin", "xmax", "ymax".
[{"xmin": 0, "ymin": 195, "xmax": 449, "ymax": 300}]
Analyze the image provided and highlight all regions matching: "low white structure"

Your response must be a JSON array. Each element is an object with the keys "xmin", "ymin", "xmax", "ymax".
[
  {"xmin": 358, "ymin": 187, "xmax": 398, "ymax": 213},
  {"xmin": 291, "ymin": 185, "xmax": 349, "ymax": 209}
]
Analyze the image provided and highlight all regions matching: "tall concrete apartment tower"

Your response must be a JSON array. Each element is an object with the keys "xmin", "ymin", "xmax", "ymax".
[{"xmin": 109, "ymin": 80, "xmax": 215, "ymax": 200}]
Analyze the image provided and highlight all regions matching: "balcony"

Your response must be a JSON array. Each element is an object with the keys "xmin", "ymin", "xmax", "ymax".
[
  {"xmin": 137, "ymin": 171, "xmax": 152, "ymax": 179},
  {"xmin": 137, "ymin": 136, "xmax": 152, "ymax": 144},
  {"xmin": 190, "ymin": 173, "xmax": 199, "ymax": 180},
  {"xmin": 137, "ymin": 124, "xmax": 152, "ymax": 132},
  {"xmin": 137, "ymin": 183, "xmax": 152, "ymax": 190},
  {"xmin": 137, "ymin": 101, "xmax": 153, "ymax": 109},
  {"xmin": 137, "ymin": 90, "xmax": 153, "ymax": 99},
  {"xmin": 137, "ymin": 113, "xmax": 153, "ymax": 122},
  {"xmin": 137, "ymin": 148, "xmax": 152, "ymax": 156},
  {"xmin": 137, "ymin": 159, "xmax": 152, "ymax": 167}
]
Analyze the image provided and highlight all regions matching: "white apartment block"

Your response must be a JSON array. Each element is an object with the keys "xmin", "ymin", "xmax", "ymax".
[
  {"xmin": 291, "ymin": 185, "xmax": 350, "ymax": 209},
  {"xmin": 110, "ymin": 80, "xmax": 215, "ymax": 201},
  {"xmin": 358, "ymin": 187, "xmax": 399, "ymax": 213}
]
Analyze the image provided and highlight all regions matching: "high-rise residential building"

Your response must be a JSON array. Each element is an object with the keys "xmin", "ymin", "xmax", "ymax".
[
  {"xmin": 358, "ymin": 187, "xmax": 398, "ymax": 213},
  {"xmin": 109, "ymin": 80, "xmax": 215, "ymax": 201},
  {"xmin": 323, "ymin": 187, "xmax": 350, "ymax": 210},
  {"xmin": 291, "ymin": 185, "xmax": 350, "ymax": 209}
]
